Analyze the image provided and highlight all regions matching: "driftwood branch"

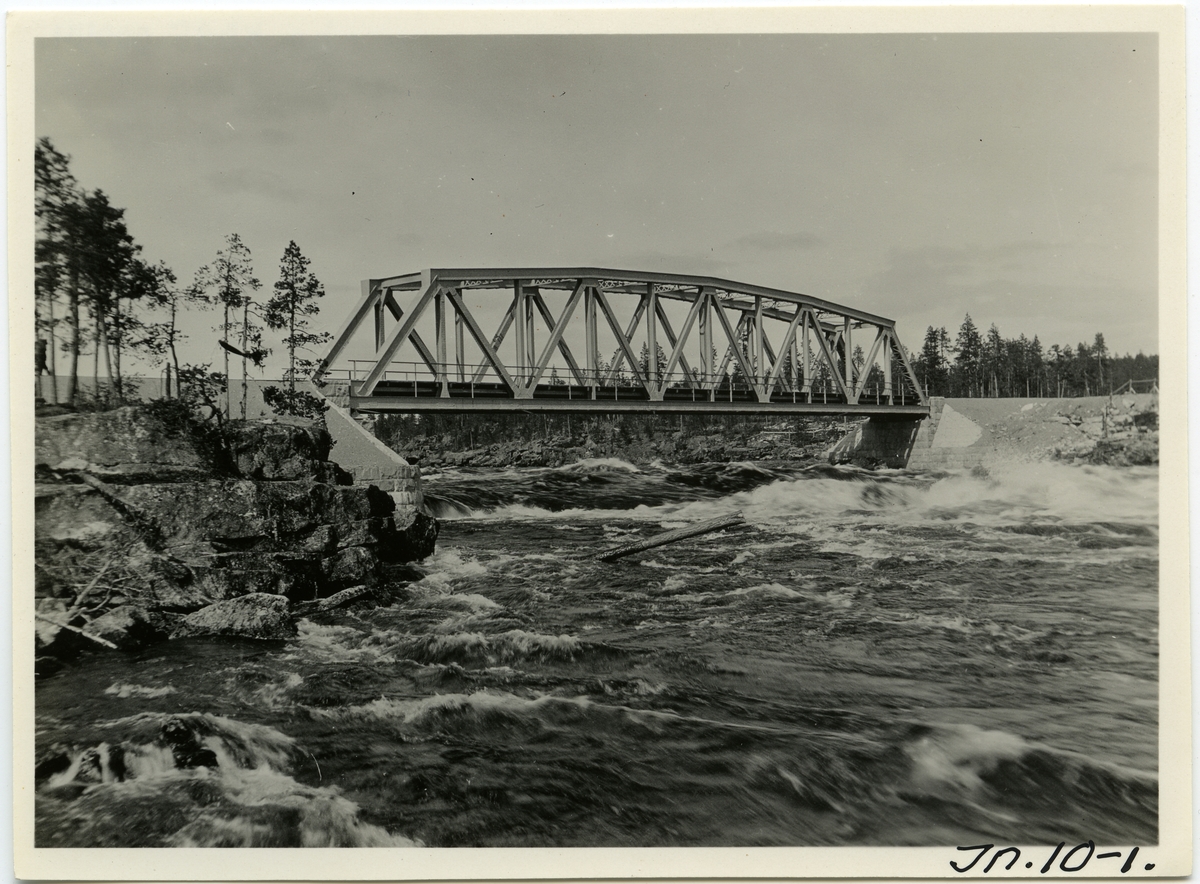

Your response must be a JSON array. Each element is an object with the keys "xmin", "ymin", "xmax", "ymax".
[
  {"xmin": 69, "ymin": 556, "xmax": 114, "ymax": 618},
  {"xmin": 35, "ymin": 614, "xmax": 119, "ymax": 649},
  {"xmin": 294, "ymin": 585, "xmax": 376, "ymax": 617},
  {"xmin": 594, "ymin": 513, "xmax": 748, "ymax": 562}
]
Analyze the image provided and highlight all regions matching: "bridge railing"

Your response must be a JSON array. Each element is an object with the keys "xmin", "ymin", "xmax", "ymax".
[{"xmin": 330, "ymin": 359, "xmax": 919, "ymax": 406}]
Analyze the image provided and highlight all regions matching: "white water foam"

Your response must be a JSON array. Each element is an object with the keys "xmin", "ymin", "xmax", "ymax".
[
  {"xmin": 559, "ymin": 457, "xmax": 642, "ymax": 473},
  {"xmin": 105, "ymin": 683, "xmax": 177, "ymax": 699},
  {"xmin": 905, "ymin": 724, "xmax": 1029, "ymax": 792}
]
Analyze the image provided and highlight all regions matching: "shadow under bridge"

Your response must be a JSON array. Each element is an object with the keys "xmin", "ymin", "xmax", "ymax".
[{"xmin": 312, "ymin": 268, "xmax": 930, "ymax": 417}]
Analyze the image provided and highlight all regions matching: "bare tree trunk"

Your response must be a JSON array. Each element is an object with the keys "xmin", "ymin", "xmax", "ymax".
[
  {"xmin": 92, "ymin": 312, "xmax": 102, "ymax": 403},
  {"xmin": 112, "ymin": 296, "xmax": 123, "ymax": 402},
  {"xmin": 222, "ymin": 301, "xmax": 230, "ymax": 420},
  {"xmin": 67, "ymin": 269, "xmax": 80, "ymax": 406},
  {"xmin": 46, "ymin": 288, "xmax": 59, "ymax": 404},
  {"xmin": 101, "ymin": 313, "xmax": 114, "ymax": 398},
  {"xmin": 169, "ymin": 300, "xmax": 181, "ymax": 400},
  {"xmin": 240, "ymin": 301, "xmax": 249, "ymax": 420},
  {"xmin": 289, "ymin": 300, "xmax": 296, "ymax": 395}
]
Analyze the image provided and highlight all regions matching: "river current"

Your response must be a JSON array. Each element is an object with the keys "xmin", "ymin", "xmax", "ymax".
[{"xmin": 35, "ymin": 459, "xmax": 1158, "ymax": 848}]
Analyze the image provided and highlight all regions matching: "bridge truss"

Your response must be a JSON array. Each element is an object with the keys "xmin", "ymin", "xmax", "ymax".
[{"xmin": 313, "ymin": 268, "xmax": 928, "ymax": 416}]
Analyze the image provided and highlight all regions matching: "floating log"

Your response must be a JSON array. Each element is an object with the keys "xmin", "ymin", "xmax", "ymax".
[
  {"xmin": 595, "ymin": 513, "xmax": 747, "ymax": 562},
  {"xmin": 294, "ymin": 585, "xmax": 376, "ymax": 616}
]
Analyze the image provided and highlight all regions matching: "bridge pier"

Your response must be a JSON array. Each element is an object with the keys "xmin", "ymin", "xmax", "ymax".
[{"xmin": 826, "ymin": 409, "xmax": 932, "ymax": 469}]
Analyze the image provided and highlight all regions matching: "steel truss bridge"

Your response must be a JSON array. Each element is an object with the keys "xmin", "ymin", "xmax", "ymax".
[{"xmin": 313, "ymin": 268, "xmax": 929, "ymax": 417}]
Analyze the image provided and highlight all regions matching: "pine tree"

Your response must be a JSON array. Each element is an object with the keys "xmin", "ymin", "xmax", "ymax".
[
  {"xmin": 34, "ymin": 138, "xmax": 79, "ymax": 403},
  {"xmin": 137, "ymin": 263, "xmax": 210, "ymax": 398},
  {"xmin": 1028, "ymin": 335, "xmax": 1044, "ymax": 397},
  {"xmin": 75, "ymin": 189, "xmax": 141, "ymax": 402},
  {"xmin": 262, "ymin": 240, "xmax": 332, "ymax": 420},
  {"xmin": 1093, "ymin": 332, "xmax": 1109, "ymax": 393},
  {"xmin": 983, "ymin": 323, "xmax": 1004, "ymax": 397},
  {"xmin": 195, "ymin": 234, "xmax": 262, "ymax": 419},
  {"xmin": 638, "ymin": 341, "xmax": 668, "ymax": 387}
]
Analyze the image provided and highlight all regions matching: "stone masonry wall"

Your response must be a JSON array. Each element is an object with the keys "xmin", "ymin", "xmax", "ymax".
[{"xmin": 904, "ymin": 397, "xmax": 989, "ymax": 470}]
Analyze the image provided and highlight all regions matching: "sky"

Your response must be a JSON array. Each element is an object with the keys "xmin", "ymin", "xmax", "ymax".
[{"xmin": 34, "ymin": 31, "xmax": 1159, "ymax": 377}]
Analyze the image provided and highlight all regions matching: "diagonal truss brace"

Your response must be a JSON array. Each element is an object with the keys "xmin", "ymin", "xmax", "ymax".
[
  {"xmin": 359, "ymin": 281, "xmax": 439, "ymax": 395},
  {"xmin": 446, "ymin": 288, "xmax": 518, "ymax": 392}
]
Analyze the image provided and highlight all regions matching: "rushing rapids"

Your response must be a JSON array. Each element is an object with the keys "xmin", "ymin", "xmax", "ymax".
[{"xmin": 35, "ymin": 459, "xmax": 1158, "ymax": 847}]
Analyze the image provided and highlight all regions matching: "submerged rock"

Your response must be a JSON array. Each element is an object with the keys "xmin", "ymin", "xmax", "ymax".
[{"xmin": 160, "ymin": 718, "xmax": 219, "ymax": 769}]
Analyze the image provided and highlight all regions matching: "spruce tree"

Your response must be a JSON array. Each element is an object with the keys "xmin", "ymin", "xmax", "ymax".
[{"xmin": 954, "ymin": 314, "xmax": 983, "ymax": 397}]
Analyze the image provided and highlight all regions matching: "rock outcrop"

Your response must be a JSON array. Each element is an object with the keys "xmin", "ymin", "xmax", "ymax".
[
  {"xmin": 173, "ymin": 594, "xmax": 297, "ymax": 641},
  {"xmin": 34, "ymin": 404, "xmax": 438, "ymax": 672},
  {"xmin": 35, "ymin": 405, "xmax": 215, "ymax": 483}
]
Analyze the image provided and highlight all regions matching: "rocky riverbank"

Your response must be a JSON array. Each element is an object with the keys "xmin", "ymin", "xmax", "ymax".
[
  {"xmin": 942, "ymin": 394, "xmax": 1158, "ymax": 467},
  {"xmin": 389, "ymin": 416, "xmax": 854, "ymax": 469},
  {"xmin": 828, "ymin": 393, "xmax": 1159, "ymax": 471},
  {"xmin": 34, "ymin": 404, "xmax": 438, "ymax": 675}
]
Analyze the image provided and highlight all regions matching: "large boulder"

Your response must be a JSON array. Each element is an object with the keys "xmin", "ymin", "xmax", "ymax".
[
  {"xmin": 381, "ymin": 509, "xmax": 439, "ymax": 563},
  {"xmin": 87, "ymin": 605, "xmax": 172, "ymax": 651},
  {"xmin": 224, "ymin": 421, "xmax": 351, "ymax": 484},
  {"xmin": 35, "ymin": 406, "xmax": 213, "ymax": 483},
  {"xmin": 173, "ymin": 594, "xmax": 296, "ymax": 640}
]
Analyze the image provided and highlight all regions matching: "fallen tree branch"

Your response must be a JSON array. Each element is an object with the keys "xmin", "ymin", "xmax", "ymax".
[
  {"xmin": 294, "ymin": 585, "xmax": 376, "ymax": 617},
  {"xmin": 35, "ymin": 614, "xmax": 119, "ymax": 649},
  {"xmin": 68, "ymin": 556, "xmax": 114, "ymax": 619}
]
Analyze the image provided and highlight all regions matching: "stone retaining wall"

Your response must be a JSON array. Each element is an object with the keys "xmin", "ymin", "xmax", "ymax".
[{"xmin": 904, "ymin": 397, "xmax": 989, "ymax": 470}]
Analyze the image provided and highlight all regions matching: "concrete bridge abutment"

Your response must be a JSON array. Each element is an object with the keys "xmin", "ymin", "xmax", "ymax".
[{"xmin": 827, "ymin": 397, "xmax": 943, "ymax": 469}]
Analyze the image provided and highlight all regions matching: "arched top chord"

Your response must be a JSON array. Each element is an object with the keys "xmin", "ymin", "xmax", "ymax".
[{"xmin": 315, "ymin": 267, "xmax": 928, "ymax": 417}]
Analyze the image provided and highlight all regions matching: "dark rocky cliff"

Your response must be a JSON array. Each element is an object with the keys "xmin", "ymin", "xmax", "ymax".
[{"xmin": 34, "ymin": 404, "xmax": 437, "ymax": 673}]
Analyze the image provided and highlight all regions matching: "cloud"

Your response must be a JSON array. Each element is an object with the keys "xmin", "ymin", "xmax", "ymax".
[
  {"xmin": 203, "ymin": 167, "xmax": 302, "ymax": 203},
  {"xmin": 865, "ymin": 242, "xmax": 1157, "ymax": 352},
  {"xmin": 729, "ymin": 231, "xmax": 822, "ymax": 252},
  {"xmin": 612, "ymin": 250, "xmax": 734, "ymax": 278}
]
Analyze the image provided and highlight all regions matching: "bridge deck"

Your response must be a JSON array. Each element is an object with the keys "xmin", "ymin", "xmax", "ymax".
[{"xmin": 350, "ymin": 378, "xmax": 929, "ymax": 417}]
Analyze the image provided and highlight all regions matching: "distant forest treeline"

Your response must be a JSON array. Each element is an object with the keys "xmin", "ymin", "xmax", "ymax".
[{"xmin": 912, "ymin": 317, "xmax": 1157, "ymax": 399}]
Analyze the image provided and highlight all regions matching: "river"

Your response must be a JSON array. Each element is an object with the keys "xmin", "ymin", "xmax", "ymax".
[{"xmin": 35, "ymin": 459, "xmax": 1158, "ymax": 848}]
